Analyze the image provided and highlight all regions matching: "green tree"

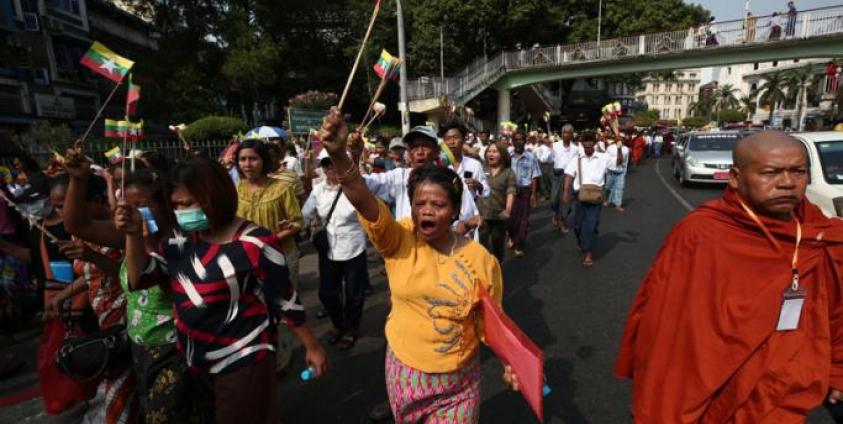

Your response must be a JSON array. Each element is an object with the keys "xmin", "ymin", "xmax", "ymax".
[
  {"xmin": 634, "ymin": 109, "xmax": 661, "ymax": 127},
  {"xmin": 784, "ymin": 65, "xmax": 823, "ymax": 130},
  {"xmin": 689, "ymin": 94, "xmax": 715, "ymax": 120},
  {"xmin": 682, "ymin": 116, "xmax": 707, "ymax": 128},
  {"xmin": 718, "ymin": 108, "xmax": 745, "ymax": 123},
  {"xmin": 713, "ymin": 84, "xmax": 740, "ymax": 124},
  {"xmin": 759, "ymin": 72, "xmax": 788, "ymax": 125},
  {"xmin": 740, "ymin": 95, "xmax": 756, "ymax": 121}
]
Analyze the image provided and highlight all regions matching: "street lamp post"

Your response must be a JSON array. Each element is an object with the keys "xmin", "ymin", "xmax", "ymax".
[{"xmin": 396, "ymin": 0, "xmax": 409, "ymax": 135}]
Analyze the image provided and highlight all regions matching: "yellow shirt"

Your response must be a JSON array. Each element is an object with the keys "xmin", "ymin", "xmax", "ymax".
[
  {"xmin": 236, "ymin": 178, "xmax": 303, "ymax": 254},
  {"xmin": 360, "ymin": 200, "xmax": 503, "ymax": 373}
]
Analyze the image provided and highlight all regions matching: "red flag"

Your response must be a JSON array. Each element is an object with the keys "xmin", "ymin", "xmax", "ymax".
[{"xmin": 125, "ymin": 74, "xmax": 140, "ymax": 116}]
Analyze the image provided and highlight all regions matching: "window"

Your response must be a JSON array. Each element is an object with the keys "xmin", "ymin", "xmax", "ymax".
[
  {"xmin": 666, "ymin": 84, "xmax": 673, "ymax": 92},
  {"xmin": 653, "ymin": 96, "xmax": 659, "ymax": 105},
  {"xmin": 754, "ymin": 62, "xmax": 759, "ymax": 70},
  {"xmin": 654, "ymin": 83, "xmax": 660, "ymax": 92},
  {"xmin": 727, "ymin": 67, "xmax": 732, "ymax": 75},
  {"xmin": 794, "ymin": 59, "xmax": 799, "ymax": 63},
  {"xmin": 674, "ymin": 109, "xmax": 681, "ymax": 119},
  {"xmin": 690, "ymin": 73, "xmax": 697, "ymax": 78},
  {"xmin": 773, "ymin": 61, "xmax": 778, "ymax": 67},
  {"xmin": 49, "ymin": 0, "xmax": 80, "ymax": 14}
]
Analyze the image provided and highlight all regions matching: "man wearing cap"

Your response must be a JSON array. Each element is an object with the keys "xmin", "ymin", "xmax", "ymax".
[
  {"xmin": 441, "ymin": 121, "xmax": 489, "ymax": 199},
  {"xmin": 353, "ymin": 126, "xmax": 482, "ymax": 236}
]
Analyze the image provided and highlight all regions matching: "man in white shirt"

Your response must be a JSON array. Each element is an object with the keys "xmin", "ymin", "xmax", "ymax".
[
  {"xmin": 563, "ymin": 132, "xmax": 611, "ymax": 267},
  {"xmin": 441, "ymin": 121, "xmax": 490, "ymax": 199},
  {"xmin": 535, "ymin": 134, "xmax": 554, "ymax": 201},
  {"xmin": 360, "ymin": 126, "xmax": 482, "ymax": 238},
  {"xmin": 653, "ymin": 133, "xmax": 664, "ymax": 158},
  {"xmin": 551, "ymin": 124, "xmax": 578, "ymax": 233},
  {"xmin": 604, "ymin": 136, "xmax": 630, "ymax": 211}
]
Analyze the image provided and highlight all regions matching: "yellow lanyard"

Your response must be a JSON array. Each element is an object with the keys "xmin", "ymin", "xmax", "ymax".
[{"xmin": 738, "ymin": 200, "xmax": 802, "ymax": 290}]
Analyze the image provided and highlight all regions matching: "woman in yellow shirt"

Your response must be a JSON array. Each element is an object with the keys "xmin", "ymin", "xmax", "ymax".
[
  {"xmin": 319, "ymin": 111, "xmax": 515, "ymax": 423},
  {"xmin": 234, "ymin": 139, "xmax": 304, "ymax": 372}
]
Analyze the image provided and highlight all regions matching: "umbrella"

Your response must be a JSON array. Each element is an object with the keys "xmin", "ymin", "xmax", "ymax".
[{"xmin": 244, "ymin": 126, "xmax": 287, "ymax": 140}]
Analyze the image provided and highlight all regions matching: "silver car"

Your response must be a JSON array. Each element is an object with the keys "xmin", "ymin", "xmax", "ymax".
[{"xmin": 672, "ymin": 131, "xmax": 743, "ymax": 186}]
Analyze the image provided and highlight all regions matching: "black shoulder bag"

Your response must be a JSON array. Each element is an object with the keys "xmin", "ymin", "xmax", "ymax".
[{"xmin": 311, "ymin": 189, "xmax": 342, "ymax": 256}]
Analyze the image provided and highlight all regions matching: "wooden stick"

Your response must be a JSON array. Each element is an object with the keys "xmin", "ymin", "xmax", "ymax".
[
  {"xmin": 360, "ymin": 109, "xmax": 384, "ymax": 133},
  {"xmin": 0, "ymin": 190, "xmax": 60, "ymax": 242},
  {"xmin": 358, "ymin": 77, "xmax": 390, "ymax": 131},
  {"xmin": 338, "ymin": 0, "xmax": 382, "ymax": 110},
  {"xmin": 78, "ymin": 80, "xmax": 123, "ymax": 145}
]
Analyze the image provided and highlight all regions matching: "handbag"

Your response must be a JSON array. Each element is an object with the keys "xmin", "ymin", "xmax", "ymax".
[
  {"xmin": 577, "ymin": 157, "xmax": 605, "ymax": 205},
  {"xmin": 56, "ymin": 323, "xmax": 129, "ymax": 382},
  {"xmin": 311, "ymin": 189, "xmax": 342, "ymax": 256}
]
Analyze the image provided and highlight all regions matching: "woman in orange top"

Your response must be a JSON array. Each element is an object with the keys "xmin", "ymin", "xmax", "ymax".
[{"xmin": 319, "ymin": 109, "xmax": 517, "ymax": 423}]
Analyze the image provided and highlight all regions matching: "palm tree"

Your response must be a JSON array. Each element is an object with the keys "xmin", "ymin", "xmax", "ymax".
[
  {"xmin": 785, "ymin": 65, "xmax": 817, "ymax": 130},
  {"xmin": 759, "ymin": 71, "xmax": 788, "ymax": 126},
  {"xmin": 714, "ymin": 84, "xmax": 741, "ymax": 124},
  {"xmin": 740, "ymin": 95, "xmax": 756, "ymax": 121},
  {"xmin": 689, "ymin": 94, "xmax": 715, "ymax": 120}
]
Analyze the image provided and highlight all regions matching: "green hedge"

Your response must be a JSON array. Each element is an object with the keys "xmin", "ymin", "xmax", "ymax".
[{"xmin": 182, "ymin": 116, "xmax": 249, "ymax": 142}]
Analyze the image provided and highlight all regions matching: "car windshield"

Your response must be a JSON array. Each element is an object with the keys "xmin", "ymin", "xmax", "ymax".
[
  {"xmin": 816, "ymin": 141, "xmax": 843, "ymax": 185},
  {"xmin": 688, "ymin": 135, "xmax": 740, "ymax": 151}
]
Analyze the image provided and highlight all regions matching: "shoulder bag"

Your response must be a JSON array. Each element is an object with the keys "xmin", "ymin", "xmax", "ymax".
[
  {"xmin": 311, "ymin": 189, "xmax": 342, "ymax": 256},
  {"xmin": 577, "ymin": 157, "xmax": 605, "ymax": 205}
]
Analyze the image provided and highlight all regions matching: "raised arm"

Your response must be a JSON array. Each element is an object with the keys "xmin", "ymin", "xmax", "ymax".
[
  {"xmin": 63, "ymin": 145, "xmax": 124, "ymax": 249},
  {"xmin": 319, "ymin": 108, "xmax": 380, "ymax": 223}
]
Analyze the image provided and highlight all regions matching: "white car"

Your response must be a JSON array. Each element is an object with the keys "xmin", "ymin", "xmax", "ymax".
[
  {"xmin": 791, "ymin": 132, "xmax": 843, "ymax": 218},
  {"xmin": 673, "ymin": 131, "xmax": 743, "ymax": 185}
]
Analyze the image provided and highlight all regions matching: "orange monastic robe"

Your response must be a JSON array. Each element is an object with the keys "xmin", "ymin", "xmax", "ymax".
[{"xmin": 615, "ymin": 187, "xmax": 843, "ymax": 423}]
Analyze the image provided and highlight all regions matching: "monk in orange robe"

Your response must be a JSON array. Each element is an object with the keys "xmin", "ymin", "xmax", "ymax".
[
  {"xmin": 631, "ymin": 132, "xmax": 646, "ymax": 166},
  {"xmin": 615, "ymin": 131, "xmax": 843, "ymax": 423}
]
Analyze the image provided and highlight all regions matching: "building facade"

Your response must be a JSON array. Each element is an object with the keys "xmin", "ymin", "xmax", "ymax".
[
  {"xmin": 0, "ymin": 0, "xmax": 156, "ymax": 138},
  {"xmin": 635, "ymin": 69, "xmax": 701, "ymax": 121}
]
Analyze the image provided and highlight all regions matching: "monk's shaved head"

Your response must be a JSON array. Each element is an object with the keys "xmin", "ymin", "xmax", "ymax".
[
  {"xmin": 733, "ymin": 131, "xmax": 805, "ymax": 169},
  {"xmin": 729, "ymin": 130, "xmax": 808, "ymax": 221}
]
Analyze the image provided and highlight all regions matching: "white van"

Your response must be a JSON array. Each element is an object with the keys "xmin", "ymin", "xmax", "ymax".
[{"xmin": 791, "ymin": 132, "xmax": 843, "ymax": 218}]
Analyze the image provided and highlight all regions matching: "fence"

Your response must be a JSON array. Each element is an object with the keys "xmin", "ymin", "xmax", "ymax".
[
  {"xmin": 407, "ymin": 4, "xmax": 843, "ymax": 104},
  {"xmin": 29, "ymin": 139, "xmax": 233, "ymax": 167}
]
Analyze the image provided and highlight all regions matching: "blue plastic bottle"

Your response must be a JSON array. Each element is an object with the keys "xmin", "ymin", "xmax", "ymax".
[{"xmin": 300, "ymin": 366, "xmax": 317, "ymax": 381}]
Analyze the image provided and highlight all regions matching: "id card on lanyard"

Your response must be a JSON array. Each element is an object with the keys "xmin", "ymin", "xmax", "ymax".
[{"xmin": 739, "ymin": 200, "xmax": 804, "ymax": 332}]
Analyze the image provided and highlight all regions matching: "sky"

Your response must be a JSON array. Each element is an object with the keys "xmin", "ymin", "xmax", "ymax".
[{"xmin": 692, "ymin": 0, "xmax": 842, "ymax": 21}]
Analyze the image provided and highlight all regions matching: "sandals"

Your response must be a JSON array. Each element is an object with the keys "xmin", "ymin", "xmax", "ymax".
[{"xmin": 582, "ymin": 258, "xmax": 594, "ymax": 268}]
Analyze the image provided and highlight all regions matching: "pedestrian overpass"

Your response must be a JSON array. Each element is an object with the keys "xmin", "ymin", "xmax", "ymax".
[{"xmin": 403, "ymin": 5, "xmax": 843, "ymax": 123}]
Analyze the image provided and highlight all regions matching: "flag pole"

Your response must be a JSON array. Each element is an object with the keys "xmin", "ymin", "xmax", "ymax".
[
  {"xmin": 0, "ymin": 190, "xmax": 60, "ymax": 242},
  {"xmin": 338, "ymin": 0, "xmax": 382, "ymax": 110},
  {"xmin": 78, "ymin": 80, "xmax": 123, "ymax": 145}
]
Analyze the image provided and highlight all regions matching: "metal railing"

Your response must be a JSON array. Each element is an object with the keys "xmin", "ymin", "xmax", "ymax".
[{"xmin": 408, "ymin": 5, "xmax": 843, "ymax": 105}]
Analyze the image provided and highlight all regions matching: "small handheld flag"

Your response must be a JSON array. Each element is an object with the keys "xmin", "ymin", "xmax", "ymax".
[
  {"xmin": 373, "ymin": 50, "xmax": 401, "ymax": 80},
  {"xmin": 104, "ymin": 146, "xmax": 123, "ymax": 164},
  {"xmin": 126, "ymin": 74, "xmax": 140, "ymax": 116},
  {"xmin": 80, "ymin": 42, "xmax": 134, "ymax": 83}
]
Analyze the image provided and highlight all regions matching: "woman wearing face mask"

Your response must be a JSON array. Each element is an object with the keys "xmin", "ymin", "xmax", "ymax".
[
  {"xmin": 61, "ymin": 147, "xmax": 211, "ymax": 423},
  {"xmin": 302, "ymin": 152, "xmax": 370, "ymax": 350},
  {"xmin": 235, "ymin": 139, "xmax": 304, "ymax": 372},
  {"xmin": 118, "ymin": 156, "xmax": 326, "ymax": 424},
  {"xmin": 319, "ymin": 109, "xmax": 516, "ymax": 423}
]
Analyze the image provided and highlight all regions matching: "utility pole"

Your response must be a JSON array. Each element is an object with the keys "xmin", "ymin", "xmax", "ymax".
[
  {"xmin": 396, "ymin": 0, "xmax": 409, "ymax": 135},
  {"xmin": 440, "ymin": 27, "xmax": 445, "ymax": 85},
  {"xmin": 597, "ymin": 0, "xmax": 603, "ymax": 46}
]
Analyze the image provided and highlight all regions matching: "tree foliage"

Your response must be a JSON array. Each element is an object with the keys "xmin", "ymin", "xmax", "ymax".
[
  {"xmin": 682, "ymin": 116, "xmax": 707, "ymax": 128},
  {"xmin": 124, "ymin": 0, "xmax": 709, "ymax": 126},
  {"xmin": 634, "ymin": 109, "xmax": 661, "ymax": 127}
]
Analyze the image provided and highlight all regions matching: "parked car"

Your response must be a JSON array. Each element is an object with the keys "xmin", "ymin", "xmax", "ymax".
[
  {"xmin": 791, "ymin": 132, "xmax": 843, "ymax": 218},
  {"xmin": 672, "ymin": 131, "xmax": 743, "ymax": 185}
]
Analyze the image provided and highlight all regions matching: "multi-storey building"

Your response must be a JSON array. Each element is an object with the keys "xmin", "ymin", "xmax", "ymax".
[
  {"xmin": 635, "ymin": 69, "xmax": 701, "ymax": 121},
  {"xmin": 0, "ymin": 0, "xmax": 156, "ymax": 137}
]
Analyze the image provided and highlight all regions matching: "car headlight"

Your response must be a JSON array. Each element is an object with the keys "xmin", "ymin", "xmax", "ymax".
[
  {"xmin": 686, "ymin": 156, "xmax": 698, "ymax": 167},
  {"xmin": 834, "ymin": 197, "xmax": 843, "ymax": 217}
]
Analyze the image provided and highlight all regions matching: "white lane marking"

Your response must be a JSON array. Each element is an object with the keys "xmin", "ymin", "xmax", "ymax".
[{"xmin": 654, "ymin": 158, "xmax": 694, "ymax": 212}]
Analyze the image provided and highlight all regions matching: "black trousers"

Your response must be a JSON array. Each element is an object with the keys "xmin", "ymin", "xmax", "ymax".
[
  {"xmin": 318, "ymin": 251, "xmax": 370, "ymax": 335},
  {"xmin": 480, "ymin": 219, "xmax": 508, "ymax": 264}
]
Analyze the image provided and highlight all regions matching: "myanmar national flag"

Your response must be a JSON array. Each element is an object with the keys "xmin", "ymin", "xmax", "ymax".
[
  {"xmin": 104, "ymin": 146, "xmax": 123, "ymax": 164},
  {"xmin": 438, "ymin": 140, "xmax": 456, "ymax": 167},
  {"xmin": 80, "ymin": 42, "xmax": 134, "ymax": 83},
  {"xmin": 373, "ymin": 49, "xmax": 401, "ymax": 80},
  {"xmin": 126, "ymin": 120, "xmax": 143, "ymax": 142},
  {"xmin": 104, "ymin": 119, "xmax": 127, "ymax": 138},
  {"xmin": 126, "ymin": 74, "xmax": 140, "ymax": 116}
]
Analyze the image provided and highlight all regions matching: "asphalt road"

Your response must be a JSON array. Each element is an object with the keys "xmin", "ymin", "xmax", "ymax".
[{"xmin": 0, "ymin": 156, "xmax": 838, "ymax": 423}]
